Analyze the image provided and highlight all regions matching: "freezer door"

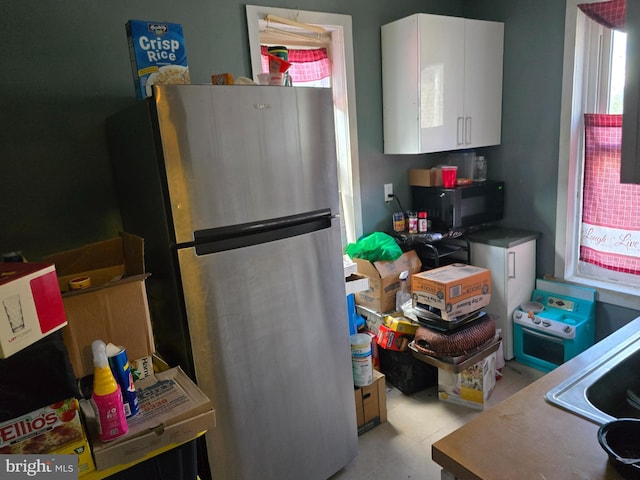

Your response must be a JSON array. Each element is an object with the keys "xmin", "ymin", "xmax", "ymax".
[
  {"xmin": 178, "ymin": 219, "xmax": 357, "ymax": 480},
  {"xmin": 153, "ymin": 85, "xmax": 340, "ymax": 245}
]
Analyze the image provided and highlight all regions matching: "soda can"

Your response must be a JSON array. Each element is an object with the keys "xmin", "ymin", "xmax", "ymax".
[{"xmin": 106, "ymin": 343, "xmax": 140, "ymax": 417}]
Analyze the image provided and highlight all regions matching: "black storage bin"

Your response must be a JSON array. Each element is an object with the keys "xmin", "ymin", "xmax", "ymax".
[
  {"xmin": 105, "ymin": 439, "xmax": 198, "ymax": 480},
  {"xmin": 378, "ymin": 348, "xmax": 437, "ymax": 394}
]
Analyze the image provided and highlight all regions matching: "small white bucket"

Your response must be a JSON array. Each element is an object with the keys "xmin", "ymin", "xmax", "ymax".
[{"xmin": 350, "ymin": 333, "xmax": 373, "ymax": 387}]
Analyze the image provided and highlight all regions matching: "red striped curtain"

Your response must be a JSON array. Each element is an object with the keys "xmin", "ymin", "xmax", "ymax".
[
  {"xmin": 580, "ymin": 114, "xmax": 640, "ymax": 274},
  {"xmin": 578, "ymin": 0, "xmax": 626, "ymax": 30},
  {"xmin": 260, "ymin": 46, "xmax": 331, "ymax": 83}
]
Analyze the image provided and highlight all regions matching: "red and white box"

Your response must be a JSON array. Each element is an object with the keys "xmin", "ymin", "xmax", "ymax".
[{"xmin": 0, "ymin": 263, "xmax": 67, "ymax": 358}]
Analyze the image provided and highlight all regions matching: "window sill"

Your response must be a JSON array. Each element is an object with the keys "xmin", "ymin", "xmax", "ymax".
[{"xmin": 563, "ymin": 273, "xmax": 640, "ymax": 310}]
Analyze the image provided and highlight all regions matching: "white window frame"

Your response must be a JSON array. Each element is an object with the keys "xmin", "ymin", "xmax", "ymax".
[
  {"xmin": 556, "ymin": 0, "xmax": 640, "ymax": 309},
  {"xmin": 246, "ymin": 5, "xmax": 363, "ymax": 247}
]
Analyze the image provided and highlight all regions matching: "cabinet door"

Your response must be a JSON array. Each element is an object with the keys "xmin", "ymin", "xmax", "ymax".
[
  {"xmin": 463, "ymin": 19, "xmax": 504, "ymax": 149},
  {"xmin": 382, "ymin": 14, "xmax": 503, "ymax": 154},
  {"xmin": 417, "ymin": 14, "xmax": 464, "ymax": 153},
  {"xmin": 382, "ymin": 14, "xmax": 464, "ymax": 154}
]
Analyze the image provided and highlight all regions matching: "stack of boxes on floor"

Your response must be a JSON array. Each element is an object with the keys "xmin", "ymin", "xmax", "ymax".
[
  {"xmin": 352, "ymin": 249, "xmax": 501, "ymax": 411},
  {"xmin": 344, "ymin": 256, "xmax": 387, "ymax": 435},
  {"xmin": 0, "ymin": 233, "xmax": 214, "ymax": 478},
  {"xmin": 411, "ymin": 264, "xmax": 499, "ymax": 410}
]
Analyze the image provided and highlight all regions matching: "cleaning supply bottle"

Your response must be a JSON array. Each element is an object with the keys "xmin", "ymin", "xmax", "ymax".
[
  {"xmin": 395, "ymin": 270, "xmax": 411, "ymax": 312},
  {"xmin": 92, "ymin": 339, "xmax": 128, "ymax": 441}
]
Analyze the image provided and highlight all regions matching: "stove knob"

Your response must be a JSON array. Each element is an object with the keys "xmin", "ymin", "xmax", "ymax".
[
  {"xmin": 564, "ymin": 326, "xmax": 573, "ymax": 334},
  {"xmin": 533, "ymin": 317, "xmax": 541, "ymax": 324},
  {"xmin": 542, "ymin": 321, "xmax": 551, "ymax": 327},
  {"xmin": 514, "ymin": 311, "xmax": 522, "ymax": 319}
]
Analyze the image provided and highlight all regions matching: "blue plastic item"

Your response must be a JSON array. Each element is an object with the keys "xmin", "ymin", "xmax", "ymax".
[{"xmin": 346, "ymin": 294, "xmax": 365, "ymax": 335}]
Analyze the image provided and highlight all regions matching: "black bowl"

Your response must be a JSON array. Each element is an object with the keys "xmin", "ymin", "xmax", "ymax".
[{"xmin": 598, "ymin": 419, "xmax": 640, "ymax": 479}]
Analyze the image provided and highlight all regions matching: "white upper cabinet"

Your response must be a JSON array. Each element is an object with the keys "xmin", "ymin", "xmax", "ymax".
[{"xmin": 382, "ymin": 14, "xmax": 504, "ymax": 154}]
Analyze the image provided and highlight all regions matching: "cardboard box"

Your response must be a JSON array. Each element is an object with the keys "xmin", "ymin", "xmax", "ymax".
[
  {"xmin": 376, "ymin": 324, "xmax": 410, "ymax": 352},
  {"xmin": 43, "ymin": 233, "xmax": 155, "ymax": 378},
  {"xmin": 126, "ymin": 20, "xmax": 189, "ymax": 100},
  {"xmin": 408, "ymin": 168, "xmax": 442, "ymax": 187},
  {"xmin": 354, "ymin": 250, "xmax": 421, "ymax": 313},
  {"xmin": 51, "ymin": 433, "xmax": 95, "ymax": 477},
  {"xmin": 0, "ymin": 398, "xmax": 85, "ymax": 454},
  {"xmin": 354, "ymin": 369, "xmax": 387, "ymax": 435},
  {"xmin": 82, "ymin": 367, "xmax": 215, "ymax": 471},
  {"xmin": 0, "ymin": 263, "xmax": 67, "ymax": 358},
  {"xmin": 438, "ymin": 352, "xmax": 497, "ymax": 410},
  {"xmin": 411, "ymin": 263, "xmax": 491, "ymax": 320},
  {"xmin": 384, "ymin": 315, "xmax": 419, "ymax": 335},
  {"xmin": 345, "ymin": 273, "xmax": 369, "ymax": 295}
]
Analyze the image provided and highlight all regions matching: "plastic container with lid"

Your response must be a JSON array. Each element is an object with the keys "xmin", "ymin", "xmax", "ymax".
[
  {"xmin": 474, "ymin": 156, "xmax": 487, "ymax": 182},
  {"xmin": 418, "ymin": 212, "xmax": 428, "ymax": 233},
  {"xmin": 408, "ymin": 211, "xmax": 418, "ymax": 234}
]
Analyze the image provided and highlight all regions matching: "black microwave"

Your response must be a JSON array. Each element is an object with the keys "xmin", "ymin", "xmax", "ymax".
[{"xmin": 411, "ymin": 181, "xmax": 505, "ymax": 231}]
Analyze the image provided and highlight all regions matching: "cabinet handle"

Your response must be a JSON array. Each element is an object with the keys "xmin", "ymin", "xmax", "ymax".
[
  {"xmin": 457, "ymin": 117, "xmax": 464, "ymax": 145},
  {"xmin": 465, "ymin": 117, "xmax": 472, "ymax": 144},
  {"xmin": 508, "ymin": 251, "xmax": 516, "ymax": 279}
]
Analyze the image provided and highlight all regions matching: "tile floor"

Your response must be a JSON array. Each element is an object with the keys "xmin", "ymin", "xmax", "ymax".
[{"xmin": 330, "ymin": 360, "xmax": 545, "ymax": 480}]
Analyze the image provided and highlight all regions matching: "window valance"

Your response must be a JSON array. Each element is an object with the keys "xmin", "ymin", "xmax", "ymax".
[{"xmin": 578, "ymin": 0, "xmax": 626, "ymax": 31}]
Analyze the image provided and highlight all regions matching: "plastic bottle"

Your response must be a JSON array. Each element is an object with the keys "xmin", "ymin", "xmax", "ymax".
[
  {"xmin": 395, "ymin": 270, "xmax": 412, "ymax": 312},
  {"xmin": 418, "ymin": 211, "xmax": 428, "ymax": 233},
  {"xmin": 92, "ymin": 339, "xmax": 128, "ymax": 441},
  {"xmin": 408, "ymin": 211, "xmax": 418, "ymax": 234}
]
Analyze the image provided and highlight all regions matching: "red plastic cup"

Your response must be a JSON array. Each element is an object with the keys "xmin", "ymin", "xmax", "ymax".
[{"xmin": 441, "ymin": 166, "xmax": 458, "ymax": 188}]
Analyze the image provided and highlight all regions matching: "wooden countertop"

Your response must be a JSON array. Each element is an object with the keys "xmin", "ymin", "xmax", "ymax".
[{"xmin": 431, "ymin": 317, "xmax": 640, "ymax": 480}]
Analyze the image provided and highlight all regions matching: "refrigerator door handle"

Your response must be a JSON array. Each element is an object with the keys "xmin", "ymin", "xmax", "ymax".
[{"xmin": 191, "ymin": 209, "xmax": 333, "ymax": 255}]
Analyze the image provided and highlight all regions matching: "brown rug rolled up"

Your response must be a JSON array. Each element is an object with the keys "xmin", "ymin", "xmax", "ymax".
[{"xmin": 413, "ymin": 315, "xmax": 496, "ymax": 357}]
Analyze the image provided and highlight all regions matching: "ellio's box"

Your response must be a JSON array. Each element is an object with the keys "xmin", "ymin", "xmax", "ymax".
[{"xmin": 126, "ymin": 20, "xmax": 190, "ymax": 100}]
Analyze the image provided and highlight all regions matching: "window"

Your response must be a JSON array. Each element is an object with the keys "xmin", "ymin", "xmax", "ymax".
[
  {"xmin": 246, "ymin": 6, "xmax": 363, "ymax": 248},
  {"xmin": 260, "ymin": 46, "xmax": 331, "ymax": 88},
  {"xmin": 557, "ymin": 0, "xmax": 640, "ymax": 308}
]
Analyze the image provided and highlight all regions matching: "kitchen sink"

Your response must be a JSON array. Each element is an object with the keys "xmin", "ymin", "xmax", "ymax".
[{"xmin": 545, "ymin": 328, "xmax": 640, "ymax": 425}]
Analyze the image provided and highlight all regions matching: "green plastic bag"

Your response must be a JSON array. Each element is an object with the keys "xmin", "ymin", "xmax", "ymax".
[{"xmin": 345, "ymin": 232, "xmax": 403, "ymax": 262}]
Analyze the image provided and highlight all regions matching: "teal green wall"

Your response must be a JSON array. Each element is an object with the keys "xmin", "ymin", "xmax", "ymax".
[
  {"xmin": 1, "ymin": 0, "xmax": 638, "ymax": 330},
  {"xmin": 0, "ymin": 0, "xmax": 459, "ymax": 260}
]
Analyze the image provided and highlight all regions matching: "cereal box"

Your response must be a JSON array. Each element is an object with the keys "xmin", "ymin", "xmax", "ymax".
[{"xmin": 126, "ymin": 20, "xmax": 190, "ymax": 99}]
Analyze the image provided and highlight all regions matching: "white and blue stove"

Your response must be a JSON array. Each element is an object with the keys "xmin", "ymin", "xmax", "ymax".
[{"xmin": 513, "ymin": 279, "xmax": 596, "ymax": 372}]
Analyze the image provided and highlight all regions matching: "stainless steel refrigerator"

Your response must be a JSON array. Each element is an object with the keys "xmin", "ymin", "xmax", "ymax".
[{"xmin": 107, "ymin": 85, "xmax": 358, "ymax": 479}]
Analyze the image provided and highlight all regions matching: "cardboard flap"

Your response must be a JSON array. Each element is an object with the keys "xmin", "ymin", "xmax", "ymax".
[
  {"xmin": 354, "ymin": 258, "xmax": 382, "ymax": 279},
  {"xmin": 43, "ymin": 233, "xmax": 145, "ymax": 292},
  {"xmin": 373, "ymin": 250, "xmax": 421, "ymax": 277}
]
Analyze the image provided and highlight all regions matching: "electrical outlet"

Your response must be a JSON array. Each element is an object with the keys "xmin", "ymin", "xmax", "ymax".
[{"xmin": 384, "ymin": 183, "xmax": 393, "ymax": 203}]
